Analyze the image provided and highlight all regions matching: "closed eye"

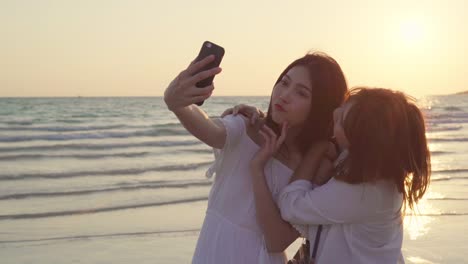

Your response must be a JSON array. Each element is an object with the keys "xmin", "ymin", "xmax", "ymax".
[
  {"xmin": 279, "ymin": 79, "xmax": 288, "ymax": 86},
  {"xmin": 296, "ymin": 89, "xmax": 309, "ymax": 97}
]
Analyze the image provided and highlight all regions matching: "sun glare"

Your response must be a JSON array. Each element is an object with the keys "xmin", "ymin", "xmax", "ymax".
[
  {"xmin": 404, "ymin": 191, "xmax": 441, "ymax": 240},
  {"xmin": 400, "ymin": 19, "xmax": 426, "ymax": 46}
]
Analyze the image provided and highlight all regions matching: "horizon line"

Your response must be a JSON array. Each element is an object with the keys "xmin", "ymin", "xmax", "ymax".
[{"xmin": 0, "ymin": 95, "xmax": 273, "ymax": 99}]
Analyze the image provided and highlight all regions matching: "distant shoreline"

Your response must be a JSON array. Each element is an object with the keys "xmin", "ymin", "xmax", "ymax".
[{"xmin": 0, "ymin": 95, "xmax": 270, "ymax": 99}]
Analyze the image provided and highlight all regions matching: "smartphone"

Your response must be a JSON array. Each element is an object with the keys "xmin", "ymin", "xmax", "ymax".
[{"xmin": 193, "ymin": 41, "xmax": 225, "ymax": 106}]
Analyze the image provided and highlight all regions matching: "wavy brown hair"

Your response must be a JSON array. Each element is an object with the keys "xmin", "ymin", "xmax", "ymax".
[
  {"xmin": 338, "ymin": 87, "xmax": 431, "ymax": 210},
  {"xmin": 264, "ymin": 52, "xmax": 348, "ymax": 154}
]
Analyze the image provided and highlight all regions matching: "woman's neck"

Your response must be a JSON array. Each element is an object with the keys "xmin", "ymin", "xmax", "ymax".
[{"xmin": 279, "ymin": 126, "xmax": 302, "ymax": 158}]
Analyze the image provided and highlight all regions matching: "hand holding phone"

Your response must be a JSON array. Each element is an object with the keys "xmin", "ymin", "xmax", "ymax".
[
  {"xmin": 193, "ymin": 41, "xmax": 225, "ymax": 106},
  {"xmin": 164, "ymin": 41, "xmax": 224, "ymax": 111}
]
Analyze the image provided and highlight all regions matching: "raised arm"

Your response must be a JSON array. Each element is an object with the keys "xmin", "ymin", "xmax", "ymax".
[
  {"xmin": 248, "ymin": 123, "xmax": 336, "ymax": 252},
  {"xmin": 251, "ymin": 163, "xmax": 300, "ymax": 252},
  {"xmin": 164, "ymin": 55, "xmax": 226, "ymax": 149},
  {"xmin": 249, "ymin": 124, "xmax": 300, "ymax": 252}
]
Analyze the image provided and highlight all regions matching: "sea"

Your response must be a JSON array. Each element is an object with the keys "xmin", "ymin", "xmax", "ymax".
[{"xmin": 0, "ymin": 95, "xmax": 467, "ymax": 263}]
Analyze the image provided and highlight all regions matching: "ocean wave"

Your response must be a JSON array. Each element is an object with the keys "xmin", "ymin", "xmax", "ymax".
[
  {"xmin": 428, "ymin": 137, "xmax": 468, "ymax": 142},
  {"xmin": 0, "ymin": 140, "xmax": 202, "ymax": 153},
  {"xmin": 425, "ymin": 111, "xmax": 468, "ymax": 124},
  {"xmin": 0, "ymin": 151, "xmax": 152, "ymax": 161},
  {"xmin": 432, "ymin": 169, "xmax": 468, "ymax": 174},
  {"xmin": 443, "ymin": 106, "xmax": 463, "ymax": 111},
  {"xmin": 406, "ymin": 212, "xmax": 468, "ymax": 217},
  {"xmin": 56, "ymin": 119, "xmax": 85, "ymax": 124},
  {"xmin": 0, "ymin": 124, "xmax": 132, "ymax": 132},
  {"xmin": 152, "ymin": 122, "xmax": 184, "ymax": 129},
  {"xmin": 0, "ymin": 122, "xmax": 181, "ymax": 133},
  {"xmin": 0, "ymin": 148, "xmax": 212, "ymax": 161},
  {"xmin": 0, "ymin": 128, "xmax": 189, "ymax": 142},
  {"xmin": 0, "ymin": 180, "xmax": 212, "ymax": 200},
  {"xmin": 427, "ymin": 197, "xmax": 468, "ymax": 201},
  {"xmin": 0, "ymin": 196, "xmax": 209, "ymax": 220},
  {"xmin": 0, "ymin": 161, "xmax": 213, "ymax": 181},
  {"xmin": 0, "ymin": 229, "xmax": 201, "ymax": 244},
  {"xmin": 70, "ymin": 114, "xmax": 99, "ymax": 118},
  {"xmin": 0, "ymin": 199, "xmax": 464, "ymax": 221},
  {"xmin": 426, "ymin": 117, "xmax": 468, "ymax": 125},
  {"xmin": 184, "ymin": 149, "xmax": 212, "ymax": 154},
  {"xmin": 426, "ymin": 125, "xmax": 463, "ymax": 132},
  {"xmin": 3, "ymin": 120, "xmax": 34, "ymax": 125},
  {"xmin": 426, "ymin": 107, "xmax": 467, "ymax": 114},
  {"xmin": 431, "ymin": 175, "xmax": 468, "ymax": 182},
  {"xmin": 430, "ymin": 151, "xmax": 453, "ymax": 156}
]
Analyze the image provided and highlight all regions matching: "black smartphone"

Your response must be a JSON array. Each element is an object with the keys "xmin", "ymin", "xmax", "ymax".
[{"xmin": 193, "ymin": 41, "xmax": 225, "ymax": 106}]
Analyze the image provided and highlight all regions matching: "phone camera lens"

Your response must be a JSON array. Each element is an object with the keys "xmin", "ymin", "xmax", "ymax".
[{"xmin": 206, "ymin": 42, "xmax": 212, "ymax": 48}]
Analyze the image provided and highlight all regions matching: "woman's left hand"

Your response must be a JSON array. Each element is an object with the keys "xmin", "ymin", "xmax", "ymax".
[{"xmin": 250, "ymin": 122, "xmax": 289, "ymax": 174}]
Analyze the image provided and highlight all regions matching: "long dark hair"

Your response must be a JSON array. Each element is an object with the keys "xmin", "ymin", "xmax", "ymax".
[
  {"xmin": 338, "ymin": 87, "xmax": 431, "ymax": 210},
  {"xmin": 264, "ymin": 52, "xmax": 348, "ymax": 155}
]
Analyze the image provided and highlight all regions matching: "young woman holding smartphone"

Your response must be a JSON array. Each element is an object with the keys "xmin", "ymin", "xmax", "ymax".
[{"xmin": 164, "ymin": 52, "xmax": 347, "ymax": 264}]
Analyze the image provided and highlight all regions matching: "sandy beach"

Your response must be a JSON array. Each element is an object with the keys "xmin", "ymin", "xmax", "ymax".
[{"xmin": 2, "ymin": 196, "xmax": 467, "ymax": 263}]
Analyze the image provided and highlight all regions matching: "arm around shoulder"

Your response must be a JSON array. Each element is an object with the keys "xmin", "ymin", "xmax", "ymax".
[{"xmin": 278, "ymin": 178, "xmax": 379, "ymax": 225}]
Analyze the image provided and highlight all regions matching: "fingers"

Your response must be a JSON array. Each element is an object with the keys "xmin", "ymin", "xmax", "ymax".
[
  {"xmin": 228, "ymin": 105, "xmax": 265, "ymax": 127},
  {"xmin": 259, "ymin": 130, "xmax": 270, "ymax": 147},
  {"xmin": 187, "ymin": 84, "xmax": 215, "ymax": 97},
  {"xmin": 233, "ymin": 104, "xmax": 247, "ymax": 116},
  {"xmin": 222, "ymin": 104, "xmax": 261, "ymax": 119},
  {"xmin": 256, "ymin": 123, "xmax": 289, "ymax": 163},
  {"xmin": 233, "ymin": 105, "xmax": 241, "ymax": 115},
  {"xmin": 185, "ymin": 66, "xmax": 222, "ymax": 88},
  {"xmin": 233, "ymin": 104, "xmax": 257, "ymax": 122},
  {"xmin": 261, "ymin": 125, "xmax": 279, "ymax": 153},
  {"xmin": 251, "ymin": 112, "xmax": 258, "ymax": 125},
  {"xmin": 185, "ymin": 55, "xmax": 216, "ymax": 76},
  {"xmin": 261, "ymin": 125, "xmax": 277, "ymax": 140},
  {"xmin": 276, "ymin": 122, "xmax": 288, "ymax": 148},
  {"xmin": 253, "ymin": 109, "xmax": 266, "ymax": 125},
  {"xmin": 166, "ymin": 56, "xmax": 219, "ymax": 110},
  {"xmin": 190, "ymin": 92, "xmax": 212, "ymax": 105},
  {"xmin": 262, "ymin": 124, "xmax": 288, "ymax": 150},
  {"xmin": 259, "ymin": 125, "xmax": 274, "ymax": 147},
  {"xmin": 221, "ymin": 108, "xmax": 234, "ymax": 118},
  {"xmin": 254, "ymin": 109, "xmax": 268, "ymax": 126},
  {"xmin": 250, "ymin": 108, "xmax": 263, "ymax": 125}
]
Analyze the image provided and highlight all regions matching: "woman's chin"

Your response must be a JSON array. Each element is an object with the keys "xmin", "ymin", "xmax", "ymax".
[{"xmin": 272, "ymin": 112, "xmax": 287, "ymax": 124}]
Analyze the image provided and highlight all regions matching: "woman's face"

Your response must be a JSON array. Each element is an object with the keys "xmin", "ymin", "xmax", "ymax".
[
  {"xmin": 271, "ymin": 66, "xmax": 313, "ymax": 127},
  {"xmin": 333, "ymin": 101, "xmax": 353, "ymax": 151}
]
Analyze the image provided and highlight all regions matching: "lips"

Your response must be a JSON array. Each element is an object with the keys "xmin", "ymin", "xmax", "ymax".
[{"xmin": 274, "ymin": 104, "xmax": 286, "ymax": 112}]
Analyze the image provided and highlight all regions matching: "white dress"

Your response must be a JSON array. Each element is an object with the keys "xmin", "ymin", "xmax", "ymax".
[
  {"xmin": 278, "ymin": 178, "xmax": 405, "ymax": 264},
  {"xmin": 192, "ymin": 115, "xmax": 293, "ymax": 264}
]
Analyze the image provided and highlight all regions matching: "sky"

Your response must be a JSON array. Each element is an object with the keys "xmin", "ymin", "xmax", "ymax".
[{"xmin": 1, "ymin": 0, "xmax": 467, "ymax": 98}]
